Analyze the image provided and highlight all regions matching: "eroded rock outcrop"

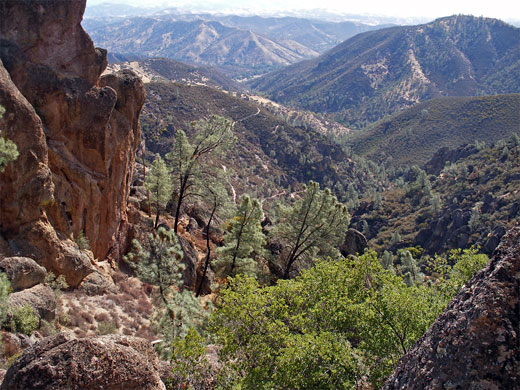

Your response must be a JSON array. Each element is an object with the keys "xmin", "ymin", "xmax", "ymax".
[
  {"xmin": 0, "ymin": 333, "xmax": 165, "ymax": 390},
  {"xmin": 383, "ymin": 226, "xmax": 520, "ymax": 389},
  {"xmin": 0, "ymin": 0, "xmax": 144, "ymax": 286}
]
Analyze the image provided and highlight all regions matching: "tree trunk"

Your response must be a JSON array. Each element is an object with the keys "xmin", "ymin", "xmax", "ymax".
[{"xmin": 196, "ymin": 202, "xmax": 217, "ymax": 297}]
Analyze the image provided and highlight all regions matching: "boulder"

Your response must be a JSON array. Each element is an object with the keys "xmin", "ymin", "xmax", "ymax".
[
  {"xmin": 0, "ymin": 257, "xmax": 46, "ymax": 291},
  {"xmin": 7, "ymin": 284, "xmax": 56, "ymax": 322},
  {"xmin": 340, "ymin": 228, "xmax": 368, "ymax": 256},
  {"xmin": 0, "ymin": 332, "xmax": 22, "ymax": 359},
  {"xmin": 383, "ymin": 226, "xmax": 520, "ymax": 389},
  {"xmin": 78, "ymin": 271, "xmax": 116, "ymax": 296},
  {"xmin": 0, "ymin": 333, "xmax": 165, "ymax": 390}
]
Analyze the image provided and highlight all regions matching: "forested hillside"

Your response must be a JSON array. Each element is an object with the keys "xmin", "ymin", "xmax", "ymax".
[
  {"xmin": 351, "ymin": 136, "xmax": 520, "ymax": 255},
  {"xmin": 348, "ymin": 94, "xmax": 520, "ymax": 165},
  {"xmin": 140, "ymin": 81, "xmax": 386, "ymax": 200}
]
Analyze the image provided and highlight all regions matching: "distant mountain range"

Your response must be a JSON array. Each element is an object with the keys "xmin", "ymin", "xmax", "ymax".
[
  {"xmin": 83, "ymin": 14, "xmax": 386, "ymax": 78},
  {"xmin": 249, "ymin": 15, "xmax": 520, "ymax": 127}
]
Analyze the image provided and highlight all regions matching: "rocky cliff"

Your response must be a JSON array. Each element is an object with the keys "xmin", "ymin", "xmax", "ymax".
[
  {"xmin": 383, "ymin": 226, "xmax": 520, "ymax": 389},
  {"xmin": 0, "ymin": 0, "xmax": 145, "ymax": 286}
]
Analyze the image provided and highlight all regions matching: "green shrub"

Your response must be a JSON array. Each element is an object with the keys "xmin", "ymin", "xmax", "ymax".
[
  {"xmin": 75, "ymin": 231, "xmax": 90, "ymax": 251},
  {"xmin": 97, "ymin": 321, "xmax": 117, "ymax": 335},
  {"xmin": 10, "ymin": 305, "xmax": 38, "ymax": 335},
  {"xmin": 0, "ymin": 272, "xmax": 10, "ymax": 326}
]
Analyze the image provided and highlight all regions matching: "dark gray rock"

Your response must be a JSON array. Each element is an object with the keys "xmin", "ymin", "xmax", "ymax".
[
  {"xmin": 0, "ymin": 333, "xmax": 165, "ymax": 390},
  {"xmin": 340, "ymin": 228, "xmax": 368, "ymax": 257},
  {"xmin": 7, "ymin": 284, "xmax": 56, "ymax": 322},
  {"xmin": 383, "ymin": 227, "xmax": 520, "ymax": 390},
  {"xmin": 78, "ymin": 271, "xmax": 116, "ymax": 296}
]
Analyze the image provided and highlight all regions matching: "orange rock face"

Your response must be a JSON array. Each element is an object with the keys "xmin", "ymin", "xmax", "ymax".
[{"xmin": 0, "ymin": 0, "xmax": 145, "ymax": 286}]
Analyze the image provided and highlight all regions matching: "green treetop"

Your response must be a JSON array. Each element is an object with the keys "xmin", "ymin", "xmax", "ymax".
[
  {"xmin": 146, "ymin": 154, "xmax": 173, "ymax": 229},
  {"xmin": 214, "ymin": 194, "xmax": 266, "ymax": 280},
  {"xmin": 166, "ymin": 115, "xmax": 236, "ymax": 234},
  {"xmin": 270, "ymin": 181, "xmax": 350, "ymax": 279},
  {"xmin": 125, "ymin": 227, "xmax": 207, "ymax": 357}
]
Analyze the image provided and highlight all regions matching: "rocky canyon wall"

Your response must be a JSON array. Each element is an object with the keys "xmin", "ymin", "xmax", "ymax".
[{"xmin": 0, "ymin": 0, "xmax": 144, "ymax": 286}]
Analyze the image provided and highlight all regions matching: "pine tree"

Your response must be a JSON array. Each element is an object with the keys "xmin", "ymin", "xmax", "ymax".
[
  {"xmin": 346, "ymin": 183, "xmax": 359, "ymax": 209},
  {"xmin": 125, "ymin": 227, "xmax": 184, "ymax": 316},
  {"xmin": 0, "ymin": 105, "xmax": 19, "ymax": 172},
  {"xmin": 166, "ymin": 115, "xmax": 236, "ymax": 234},
  {"xmin": 214, "ymin": 195, "xmax": 265, "ymax": 280},
  {"xmin": 430, "ymin": 193, "xmax": 442, "ymax": 215},
  {"xmin": 374, "ymin": 192, "xmax": 382, "ymax": 210},
  {"xmin": 399, "ymin": 249, "xmax": 423, "ymax": 286},
  {"xmin": 381, "ymin": 250, "xmax": 394, "ymax": 271},
  {"xmin": 125, "ymin": 227, "xmax": 206, "ymax": 356},
  {"xmin": 361, "ymin": 220, "xmax": 370, "ymax": 236},
  {"xmin": 271, "ymin": 181, "xmax": 350, "ymax": 279},
  {"xmin": 146, "ymin": 154, "xmax": 173, "ymax": 229},
  {"xmin": 469, "ymin": 204, "xmax": 481, "ymax": 232},
  {"xmin": 196, "ymin": 172, "xmax": 232, "ymax": 296},
  {"xmin": 390, "ymin": 230, "xmax": 401, "ymax": 245}
]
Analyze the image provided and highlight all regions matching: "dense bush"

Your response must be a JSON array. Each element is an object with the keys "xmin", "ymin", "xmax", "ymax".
[{"xmin": 170, "ymin": 249, "xmax": 487, "ymax": 389}]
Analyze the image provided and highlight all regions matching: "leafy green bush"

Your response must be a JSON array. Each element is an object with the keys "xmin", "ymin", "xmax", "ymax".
[
  {"xmin": 169, "ymin": 329, "xmax": 214, "ymax": 390},
  {"xmin": 10, "ymin": 305, "xmax": 38, "ymax": 335},
  {"xmin": 75, "ymin": 231, "xmax": 90, "ymax": 251},
  {"xmin": 0, "ymin": 105, "xmax": 19, "ymax": 172},
  {"xmin": 97, "ymin": 321, "xmax": 117, "ymax": 335},
  {"xmin": 0, "ymin": 272, "xmax": 11, "ymax": 326},
  {"xmin": 197, "ymin": 247, "xmax": 487, "ymax": 389}
]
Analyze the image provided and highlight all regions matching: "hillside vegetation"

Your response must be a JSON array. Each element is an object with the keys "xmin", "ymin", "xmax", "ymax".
[
  {"xmin": 142, "ymin": 82, "xmax": 346, "ymax": 197},
  {"xmin": 348, "ymin": 94, "xmax": 520, "ymax": 166},
  {"xmin": 249, "ymin": 15, "xmax": 520, "ymax": 127},
  {"xmin": 352, "ymin": 136, "xmax": 520, "ymax": 256},
  {"xmin": 107, "ymin": 58, "xmax": 245, "ymax": 92}
]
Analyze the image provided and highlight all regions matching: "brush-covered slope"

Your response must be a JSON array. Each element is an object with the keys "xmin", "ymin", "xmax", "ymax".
[
  {"xmin": 351, "ymin": 137, "xmax": 520, "ymax": 256},
  {"xmin": 249, "ymin": 15, "xmax": 520, "ymax": 127},
  {"xmin": 108, "ymin": 58, "xmax": 245, "ymax": 92},
  {"xmin": 349, "ymin": 94, "xmax": 520, "ymax": 166},
  {"xmin": 141, "ymin": 82, "xmax": 352, "ymax": 198}
]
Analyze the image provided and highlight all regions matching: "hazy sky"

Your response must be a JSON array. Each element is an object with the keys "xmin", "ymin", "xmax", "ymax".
[{"xmin": 87, "ymin": 0, "xmax": 519, "ymax": 21}]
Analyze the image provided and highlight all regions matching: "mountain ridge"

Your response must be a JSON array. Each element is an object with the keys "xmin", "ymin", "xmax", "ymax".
[
  {"xmin": 85, "ymin": 17, "xmax": 319, "ymax": 78},
  {"xmin": 249, "ymin": 15, "xmax": 520, "ymax": 127}
]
